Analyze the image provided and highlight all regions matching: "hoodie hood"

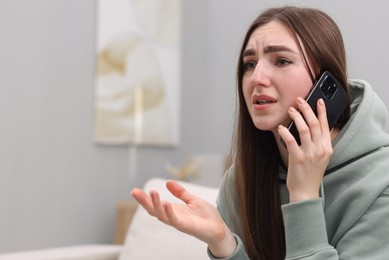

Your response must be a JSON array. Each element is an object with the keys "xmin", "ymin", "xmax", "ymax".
[{"xmin": 327, "ymin": 79, "xmax": 389, "ymax": 171}]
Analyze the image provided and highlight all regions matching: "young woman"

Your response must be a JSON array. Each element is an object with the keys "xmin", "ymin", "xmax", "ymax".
[{"xmin": 131, "ymin": 6, "xmax": 389, "ymax": 259}]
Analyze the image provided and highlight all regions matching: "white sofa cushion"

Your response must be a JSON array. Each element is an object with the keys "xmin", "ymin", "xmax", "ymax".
[
  {"xmin": 119, "ymin": 178, "xmax": 219, "ymax": 260},
  {"xmin": 0, "ymin": 245, "xmax": 122, "ymax": 260}
]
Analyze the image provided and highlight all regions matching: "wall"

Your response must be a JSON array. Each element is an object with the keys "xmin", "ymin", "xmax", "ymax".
[
  {"xmin": 0, "ymin": 0, "xmax": 129, "ymax": 252},
  {"xmin": 0, "ymin": 0, "xmax": 388, "ymax": 253}
]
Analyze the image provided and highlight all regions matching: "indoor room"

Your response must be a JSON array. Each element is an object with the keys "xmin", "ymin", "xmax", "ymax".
[{"xmin": 0, "ymin": 0, "xmax": 388, "ymax": 259}]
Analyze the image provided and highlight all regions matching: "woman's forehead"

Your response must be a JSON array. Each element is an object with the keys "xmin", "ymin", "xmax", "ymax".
[{"xmin": 245, "ymin": 20, "xmax": 300, "ymax": 53}]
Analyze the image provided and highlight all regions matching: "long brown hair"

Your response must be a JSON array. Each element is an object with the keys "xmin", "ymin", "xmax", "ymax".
[{"xmin": 231, "ymin": 6, "xmax": 351, "ymax": 259}]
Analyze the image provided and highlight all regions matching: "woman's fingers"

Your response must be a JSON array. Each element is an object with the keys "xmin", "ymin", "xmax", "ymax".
[
  {"xmin": 316, "ymin": 98, "xmax": 328, "ymax": 127},
  {"xmin": 295, "ymin": 97, "xmax": 322, "ymax": 144},
  {"xmin": 278, "ymin": 124, "xmax": 299, "ymax": 151},
  {"xmin": 286, "ymin": 97, "xmax": 330, "ymax": 146},
  {"xmin": 131, "ymin": 188, "xmax": 169, "ymax": 221},
  {"xmin": 316, "ymin": 98, "xmax": 332, "ymax": 144},
  {"xmin": 287, "ymin": 105, "xmax": 311, "ymax": 146},
  {"xmin": 150, "ymin": 190, "xmax": 168, "ymax": 221},
  {"xmin": 131, "ymin": 188, "xmax": 156, "ymax": 215},
  {"xmin": 131, "ymin": 181, "xmax": 196, "ymax": 226},
  {"xmin": 166, "ymin": 180, "xmax": 193, "ymax": 204},
  {"xmin": 162, "ymin": 201, "xmax": 182, "ymax": 229}
]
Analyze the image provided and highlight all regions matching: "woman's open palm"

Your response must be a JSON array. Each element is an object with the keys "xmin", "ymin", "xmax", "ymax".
[{"xmin": 131, "ymin": 180, "xmax": 228, "ymax": 245}]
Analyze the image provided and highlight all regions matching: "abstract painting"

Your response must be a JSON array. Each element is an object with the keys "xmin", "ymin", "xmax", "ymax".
[{"xmin": 94, "ymin": 0, "xmax": 181, "ymax": 146}]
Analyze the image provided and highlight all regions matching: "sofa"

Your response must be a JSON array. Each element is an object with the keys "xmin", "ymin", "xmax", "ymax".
[{"xmin": 0, "ymin": 178, "xmax": 219, "ymax": 260}]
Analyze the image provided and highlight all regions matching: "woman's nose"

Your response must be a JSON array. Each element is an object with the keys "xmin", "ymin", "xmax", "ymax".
[{"xmin": 250, "ymin": 62, "xmax": 271, "ymax": 87}]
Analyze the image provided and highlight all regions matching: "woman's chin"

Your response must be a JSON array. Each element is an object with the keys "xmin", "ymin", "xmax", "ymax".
[
  {"xmin": 253, "ymin": 121, "xmax": 290, "ymax": 133},
  {"xmin": 254, "ymin": 124, "xmax": 277, "ymax": 132}
]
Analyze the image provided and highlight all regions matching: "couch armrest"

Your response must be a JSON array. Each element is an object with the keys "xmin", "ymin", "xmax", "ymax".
[{"xmin": 0, "ymin": 244, "xmax": 122, "ymax": 260}]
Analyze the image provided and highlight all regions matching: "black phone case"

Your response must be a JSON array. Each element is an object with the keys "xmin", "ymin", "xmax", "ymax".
[{"xmin": 287, "ymin": 71, "xmax": 348, "ymax": 146}]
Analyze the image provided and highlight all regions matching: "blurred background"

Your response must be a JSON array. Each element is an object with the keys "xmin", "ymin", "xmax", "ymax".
[{"xmin": 0, "ymin": 0, "xmax": 388, "ymax": 253}]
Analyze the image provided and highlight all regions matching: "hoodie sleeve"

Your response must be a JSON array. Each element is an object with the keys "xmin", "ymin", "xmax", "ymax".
[
  {"xmin": 335, "ymin": 189, "xmax": 389, "ymax": 259},
  {"xmin": 207, "ymin": 234, "xmax": 249, "ymax": 260},
  {"xmin": 282, "ymin": 191, "xmax": 389, "ymax": 259},
  {"xmin": 282, "ymin": 198, "xmax": 338, "ymax": 259}
]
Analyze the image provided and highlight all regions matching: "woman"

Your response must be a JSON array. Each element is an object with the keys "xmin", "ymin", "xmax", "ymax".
[{"xmin": 131, "ymin": 6, "xmax": 389, "ymax": 259}]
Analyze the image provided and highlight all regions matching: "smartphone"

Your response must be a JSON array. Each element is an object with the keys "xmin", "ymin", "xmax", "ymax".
[{"xmin": 284, "ymin": 71, "xmax": 348, "ymax": 146}]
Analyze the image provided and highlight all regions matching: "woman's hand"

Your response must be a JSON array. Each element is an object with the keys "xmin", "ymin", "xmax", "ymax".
[
  {"xmin": 131, "ymin": 180, "xmax": 236, "ymax": 258},
  {"xmin": 278, "ymin": 97, "xmax": 333, "ymax": 203}
]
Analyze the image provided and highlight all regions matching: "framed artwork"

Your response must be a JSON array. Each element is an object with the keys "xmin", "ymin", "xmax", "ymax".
[{"xmin": 94, "ymin": 0, "xmax": 181, "ymax": 146}]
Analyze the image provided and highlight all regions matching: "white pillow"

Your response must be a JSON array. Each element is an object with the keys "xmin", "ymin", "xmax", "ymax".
[{"xmin": 119, "ymin": 178, "xmax": 219, "ymax": 260}]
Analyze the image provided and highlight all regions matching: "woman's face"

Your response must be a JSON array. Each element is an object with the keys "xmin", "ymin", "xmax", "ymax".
[{"xmin": 242, "ymin": 20, "xmax": 313, "ymax": 133}]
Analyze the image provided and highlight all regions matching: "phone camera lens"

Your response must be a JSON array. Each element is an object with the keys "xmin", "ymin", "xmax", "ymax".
[
  {"xmin": 321, "ymin": 78, "xmax": 337, "ymax": 99},
  {"xmin": 329, "ymin": 85, "xmax": 337, "ymax": 94}
]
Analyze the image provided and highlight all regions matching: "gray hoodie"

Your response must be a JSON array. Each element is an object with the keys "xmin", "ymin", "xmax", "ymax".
[{"xmin": 210, "ymin": 80, "xmax": 389, "ymax": 259}]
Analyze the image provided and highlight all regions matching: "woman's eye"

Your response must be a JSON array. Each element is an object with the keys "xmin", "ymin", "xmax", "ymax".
[
  {"xmin": 243, "ymin": 61, "xmax": 256, "ymax": 71},
  {"xmin": 275, "ymin": 58, "xmax": 292, "ymax": 67}
]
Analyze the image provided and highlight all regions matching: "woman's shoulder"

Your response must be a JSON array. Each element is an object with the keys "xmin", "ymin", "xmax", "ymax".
[
  {"xmin": 218, "ymin": 164, "xmax": 240, "ymax": 209},
  {"xmin": 217, "ymin": 164, "xmax": 243, "ymax": 236},
  {"xmin": 222, "ymin": 163, "xmax": 236, "ymax": 182},
  {"xmin": 218, "ymin": 164, "xmax": 238, "ymax": 197}
]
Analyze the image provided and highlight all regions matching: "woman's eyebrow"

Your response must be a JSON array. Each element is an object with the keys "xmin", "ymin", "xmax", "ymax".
[
  {"xmin": 243, "ymin": 45, "xmax": 297, "ymax": 58},
  {"xmin": 242, "ymin": 48, "xmax": 256, "ymax": 58},
  {"xmin": 263, "ymin": 45, "xmax": 297, "ymax": 54}
]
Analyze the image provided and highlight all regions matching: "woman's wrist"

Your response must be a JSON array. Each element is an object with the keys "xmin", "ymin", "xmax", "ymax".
[
  {"xmin": 289, "ymin": 190, "xmax": 319, "ymax": 203},
  {"xmin": 208, "ymin": 227, "xmax": 237, "ymax": 259}
]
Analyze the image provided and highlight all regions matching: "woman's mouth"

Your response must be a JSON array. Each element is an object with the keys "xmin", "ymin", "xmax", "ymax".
[
  {"xmin": 253, "ymin": 95, "xmax": 277, "ymax": 109},
  {"xmin": 255, "ymin": 100, "xmax": 275, "ymax": 105}
]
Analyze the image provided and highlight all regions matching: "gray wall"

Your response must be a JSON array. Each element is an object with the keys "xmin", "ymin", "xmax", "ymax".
[{"xmin": 0, "ymin": 0, "xmax": 388, "ymax": 253}]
